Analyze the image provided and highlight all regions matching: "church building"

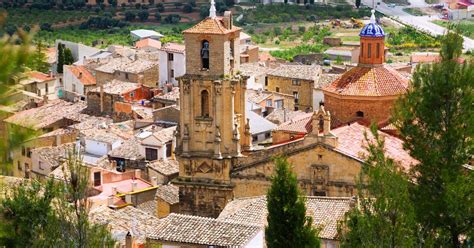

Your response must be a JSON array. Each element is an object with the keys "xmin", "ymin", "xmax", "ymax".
[{"xmin": 174, "ymin": 8, "xmax": 415, "ymax": 218}]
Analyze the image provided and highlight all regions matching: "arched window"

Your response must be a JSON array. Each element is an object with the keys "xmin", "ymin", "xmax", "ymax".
[
  {"xmin": 201, "ymin": 90, "xmax": 209, "ymax": 117},
  {"xmin": 201, "ymin": 40, "xmax": 210, "ymax": 70},
  {"xmin": 376, "ymin": 43, "xmax": 380, "ymax": 58},
  {"xmin": 367, "ymin": 44, "xmax": 372, "ymax": 58},
  {"xmin": 356, "ymin": 111, "xmax": 364, "ymax": 118},
  {"xmin": 318, "ymin": 115, "xmax": 324, "ymax": 132}
]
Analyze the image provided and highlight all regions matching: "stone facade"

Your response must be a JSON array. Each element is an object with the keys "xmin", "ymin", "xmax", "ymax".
[
  {"xmin": 266, "ymin": 75, "xmax": 314, "ymax": 111},
  {"xmin": 324, "ymin": 93, "xmax": 397, "ymax": 124},
  {"xmin": 95, "ymin": 66, "xmax": 158, "ymax": 87}
]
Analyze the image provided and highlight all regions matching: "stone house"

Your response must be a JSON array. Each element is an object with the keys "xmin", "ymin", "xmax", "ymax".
[
  {"xmin": 146, "ymin": 160, "xmax": 179, "ymax": 185},
  {"xmin": 246, "ymin": 89, "xmax": 295, "ymax": 116},
  {"xmin": 271, "ymin": 112, "xmax": 313, "ymax": 144},
  {"xmin": 30, "ymin": 136, "xmax": 76, "ymax": 179},
  {"xmin": 93, "ymin": 57, "xmax": 159, "ymax": 87},
  {"xmin": 86, "ymin": 80, "xmax": 152, "ymax": 118},
  {"xmin": 153, "ymin": 105, "xmax": 180, "ymax": 125},
  {"xmin": 62, "ymin": 65, "xmax": 96, "ymax": 101},
  {"xmin": 150, "ymin": 87, "xmax": 179, "ymax": 109},
  {"xmin": 266, "ymin": 64, "xmax": 322, "ymax": 112},
  {"xmin": 20, "ymin": 71, "xmax": 57, "ymax": 99},
  {"xmin": 239, "ymin": 62, "xmax": 270, "ymax": 90},
  {"xmin": 154, "ymin": 183, "xmax": 180, "ymax": 218},
  {"xmin": 139, "ymin": 126, "xmax": 176, "ymax": 162}
]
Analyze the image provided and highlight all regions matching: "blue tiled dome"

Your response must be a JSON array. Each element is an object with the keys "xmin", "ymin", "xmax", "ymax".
[{"xmin": 359, "ymin": 10, "xmax": 385, "ymax": 37}]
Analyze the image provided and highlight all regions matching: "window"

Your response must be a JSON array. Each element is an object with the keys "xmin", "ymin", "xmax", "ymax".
[
  {"xmin": 265, "ymin": 132, "xmax": 271, "ymax": 139},
  {"xmin": 130, "ymin": 91, "xmax": 135, "ymax": 98},
  {"xmin": 252, "ymin": 136, "xmax": 258, "ymax": 142},
  {"xmin": 318, "ymin": 115, "xmax": 324, "ymax": 131},
  {"xmin": 376, "ymin": 43, "xmax": 380, "ymax": 58},
  {"xmin": 360, "ymin": 42, "xmax": 364, "ymax": 57},
  {"xmin": 170, "ymin": 69, "xmax": 174, "ymax": 78},
  {"xmin": 266, "ymin": 99, "xmax": 272, "ymax": 107},
  {"xmin": 294, "ymin": 106, "xmax": 299, "ymax": 111},
  {"xmin": 145, "ymin": 148, "xmax": 158, "ymax": 161},
  {"xmin": 275, "ymin": 100, "xmax": 283, "ymax": 109},
  {"xmin": 168, "ymin": 53, "xmax": 174, "ymax": 61},
  {"xmin": 292, "ymin": 79, "xmax": 300, "ymax": 86},
  {"xmin": 45, "ymin": 83, "xmax": 48, "ymax": 94},
  {"xmin": 275, "ymin": 87, "xmax": 280, "ymax": 92},
  {"xmin": 201, "ymin": 90, "xmax": 210, "ymax": 117},
  {"xmin": 93, "ymin": 172, "xmax": 101, "ymax": 187},
  {"xmin": 201, "ymin": 40, "xmax": 210, "ymax": 70},
  {"xmin": 318, "ymin": 154, "xmax": 323, "ymax": 160},
  {"xmin": 293, "ymin": 91, "xmax": 299, "ymax": 104},
  {"xmin": 72, "ymin": 84, "xmax": 76, "ymax": 93},
  {"xmin": 17, "ymin": 161, "xmax": 21, "ymax": 171},
  {"xmin": 368, "ymin": 44, "xmax": 372, "ymax": 58},
  {"xmin": 166, "ymin": 142, "xmax": 172, "ymax": 158},
  {"xmin": 356, "ymin": 111, "xmax": 364, "ymax": 117},
  {"xmin": 26, "ymin": 148, "xmax": 31, "ymax": 158},
  {"xmin": 265, "ymin": 77, "xmax": 268, "ymax": 86},
  {"xmin": 39, "ymin": 161, "xmax": 44, "ymax": 170},
  {"xmin": 125, "ymin": 73, "xmax": 129, "ymax": 80},
  {"xmin": 314, "ymin": 191, "xmax": 327, "ymax": 196},
  {"xmin": 21, "ymin": 146, "xmax": 25, "ymax": 156}
]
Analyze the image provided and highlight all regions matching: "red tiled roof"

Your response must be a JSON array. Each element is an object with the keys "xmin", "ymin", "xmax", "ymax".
[
  {"xmin": 160, "ymin": 42, "xmax": 185, "ymax": 54},
  {"xmin": 135, "ymin": 38, "xmax": 162, "ymax": 49},
  {"xmin": 183, "ymin": 17, "xmax": 241, "ymax": 35},
  {"xmin": 331, "ymin": 122, "xmax": 417, "ymax": 170},
  {"xmin": 274, "ymin": 112, "xmax": 313, "ymax": 133},
  {"xmin": 67, "ymin": 65, "xmax": 96, "ymax": 86},
  {"xmin": 28, "ymin": 71, "xmax": 55, "ymax": 82},
  {"xmin": 323, "ymin": 65, "xmax": 409, "ymax": 97}
]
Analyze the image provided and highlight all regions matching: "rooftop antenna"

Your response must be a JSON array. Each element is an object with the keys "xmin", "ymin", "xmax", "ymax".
[{"xmin": 209, "ymin": 0, "xmax": 216, "ymax": 18}]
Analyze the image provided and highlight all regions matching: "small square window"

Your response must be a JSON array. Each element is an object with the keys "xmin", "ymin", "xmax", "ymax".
[
  {"xmin": 318, "ymin": 154, "xmax": 323, "ymax": 160},
  {"xmin": 17, "ymin": 161, "xmax": 22, "ymax": 171},
  {"xmin": 168, "ymin": 53, "xmax": 174, "ymax": 61}
]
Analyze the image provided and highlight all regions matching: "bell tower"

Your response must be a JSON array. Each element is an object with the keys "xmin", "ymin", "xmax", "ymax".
[
  {"xmin": 359, "ymin": 10, "xmax": 385, "ymax": 65},
  {"xmin": 174, "ymin": 5, "xmax": 248, "ymax": 217}
]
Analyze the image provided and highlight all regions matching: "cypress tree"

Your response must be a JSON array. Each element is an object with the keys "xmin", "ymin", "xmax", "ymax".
[
  {"xmin": 265, "ymin": 157, "xmax": 320, "ymax": 248},
  {"xmin": 63, "ymin": 48, "xmax": 74, "ymax": 65},
  {"xmin": 355, "ymin": 0, "xmax": 361, "ymax": 8},
  {"xmin": 394, "ymin": 30, "xmax": 474, "ymax": 247},
  {"xmin": 57, "ymin": 43, "xmax": 64, "ymax": 73}
]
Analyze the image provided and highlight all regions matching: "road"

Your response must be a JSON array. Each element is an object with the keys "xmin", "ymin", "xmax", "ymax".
[{"xmin": 361, "ymin": 0, "xmax": 474, "ymax": 50}]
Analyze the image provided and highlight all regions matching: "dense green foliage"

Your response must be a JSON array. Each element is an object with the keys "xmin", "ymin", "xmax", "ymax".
[
  {"xmin": 79, "ymin": 16, "xmax": 128, "ymax": 29},
  {"xmin": 57, "ymin": 42, "xmax": 64, "ymax": 73},
  {"xmin": 238, "ymin": 4, "xmax": 371, "ymax": 24},
  {"xmin": 338, "ymin": 126, "xmax": 427, "ymax": 247},
  {"xmin": 266, "ymin": 157, "xmax": 320, "ymax": 248},
  {"xmin": 35, "ymin": 23, "xmax": 191, "ymax": 48},
  {"xmin": 386, "ymin": 27, "xmax": 440, "ymax": 49},
  {"xmin": 433, "ymin": 20, "xmax": 474, "ymax": 39},
  {"xmin": 26, "ymin": 41, "xmax": 50, "ymax": 73},
  {"xmin": 0, "ymin": 150, "xmax": 116, "ymax": 247},
  {"xmin": 270, "ymin": 43, "xmax": 326, "ymax": 61},
  {"xmin": 0, "ymin": 7, "xmax": 98, "ymax": 28},
  {"xmin": 137, "ymin": 10, "xmax": 150, "ymax": 21},
  {"xmin": 393, "ymin": 31, "xmax": 473, "ymax": 247}
]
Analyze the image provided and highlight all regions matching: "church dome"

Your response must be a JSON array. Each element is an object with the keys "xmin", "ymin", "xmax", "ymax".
[{"xmin": 359, "ymin": 10, "xmax": 385, "ymax": 38}]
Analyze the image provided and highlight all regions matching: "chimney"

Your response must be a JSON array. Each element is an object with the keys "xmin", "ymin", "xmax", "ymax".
[
  {"xmin": 111, "ymin": 186, "xmax": 117, "ymax": 195},
  {"xmin": 107, "ymin": 196, "xmax": 114, "ymax": 206},
  {"xmin": 151, "ymin": 176, "xmax": 158, "ymax": 186},
  {"xmin": 223, "ymin": 11, "xmax": 233, "ymax": 30},
  {"xmin": 100, "ymin": 85, "xmax": 104, "ymax": 113},
  {"xmin": 134, "ymin": 169, "xmax": 141, "ymax": 179},
  {"xmin": 79, "ymin": 72, "xmax": 83, "ymax": 78},
  {"xmin": 131, "ymin": 181, "xmax": 138, "ymax": 192},
  {"xmin": 48, "ymin": 70, "xmax": 53, "ymax": 78}
]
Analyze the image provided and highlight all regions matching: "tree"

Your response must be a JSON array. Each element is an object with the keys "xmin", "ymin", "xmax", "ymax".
[
  {"xmin": 57, "ymin": 42, "xmax": 64, "ymax": 73},
  {"xmin": 164, "ymin": 14, "xmax": 181, "ymax": 24},
  {"xmin": 64, "ymin": 48, "xmax": 74, "ymax": 65},
  {"xmin": 124, "ymin": 10, "xmax": 136, "ymax": 21},
  {"xmin": 156, "ymin": 3, "xmax": 165, "ymax": 12},
  {"xmin": 137, "ymin": 10, "xmax": 149, "ymax": 21},
  {"xmin": 393, "ymin": 30, "xmax": 474, "ymax": 247},
  {"xmin": 26, "ymin": 41, "xmax": 50, "ymax": 73},
  {"xmin": 355, "ymin": 0, "xmax": 361, "ymax": 8},
  {"xmin": 183, "ymin": 3, "xmax": 193, "ymax": 13},
  {"xmin": 155, "ymin": 12, "xmax": 161, "ymax": 21},
  {"xmin": 265, "ymin": 157, "xmax": 320, "ymax": 248},
  {"xmin": 338, "ymin": 125, "xmax": 426, "ymax": 247}
]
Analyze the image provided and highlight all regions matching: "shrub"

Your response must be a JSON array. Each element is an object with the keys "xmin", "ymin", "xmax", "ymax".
[
  {"xmin": 183, "ymin": 3, "xmax": 193, "ymax": 13},
  {"xmin": 156, "ymin": 3, "xmax": 165, "ymax": 12},
  {"xmin": 40, "ymin": 23, "xmax": 52, "ymax": 32},
  {"xmin": 155, "ymin": 12, "xmax": 161, "ymax": 21},
  {"xmin": 138, "ymin": 10, "xmax": 149, "ymax": 21},
  {"xmin": 188, "ymin": 0, "xmax": 197, "ymax": 7},
  {"xmin": 135, "ymin": 3, "xmax": 141, "ymax": 9},
  {"xmin": 298, "ymin": 26, "xmax": 305, "ymax": 33},
  {"xmin": 164, "ymin": 14, "xmax": 181, "ymax": 24},
  {"xmin": 124, "ymin": 11, "xmax": 136, "ymax": 21},
  {"xmin": 273, "ymin": 27, "xmax": 282, "ymax": 36},
  {"xmin": 121, "ymin": 3, "xmax": 126, "ymax": 7},
  {"xmin": 174, "ymin": 2, "xmax": 183, "ymax": 8}
]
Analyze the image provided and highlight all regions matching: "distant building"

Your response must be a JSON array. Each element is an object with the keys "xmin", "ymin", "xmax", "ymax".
[
  {"xmin": 446, "ymin": 0, "xmax": 474, "ymax": 20},
  {"xmin": 62, "ymin": 65, "xmax": 97, "ymax": 101},
  {"xmin": 20, "ymin": 71, "xmax": 57, "ymax": 99},
  {"xmin": 131, "ymin": 29, "xmax": 164, "ymax": 41},
  {"xmin": 157, "ymin": 43, "xmax": 186, "ymax": 87},
  {"xmin": 93, "ymin": 57, "xmax": 159, "ymax": 87}
]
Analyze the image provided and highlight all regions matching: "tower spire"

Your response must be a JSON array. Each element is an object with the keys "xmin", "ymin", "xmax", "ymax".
[
  {"xmin": 209, "ymin": 0, "xmax": 216, "ymax": 18},
  {"xmin": 370, "ymin": 9, "xmax": 376, "ymax": 24}
]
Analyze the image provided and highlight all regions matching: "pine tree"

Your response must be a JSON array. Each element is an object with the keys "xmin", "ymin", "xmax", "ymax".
[
  {"xmin": 57, "ymin": 42, "xmax": 64, "ymax": 73},
  {"xmin": 338, "ymin": 125, "xmax": 426, "ymax": 247},
  {"xmin": 394, "ymin": 30, "xmax": 474, "ymax": 247},
  {"xmin": 265, "ymin": 157, "xmax": 320, "ymax": 248}
]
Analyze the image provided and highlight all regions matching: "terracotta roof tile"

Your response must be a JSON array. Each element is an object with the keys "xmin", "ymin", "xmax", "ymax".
[
  {"xmin": 147, "ymin": 159, "xmax": 179, "ymax": 176},
  {"xmin": 160, "ymin": 42, "xmax": 185, "ymax": 54},
  {"xmin": 147, "ymin": 213, "xmax": 261, "ymax": 246},
  {"xmin": 183, "ymin": 17, "xmax": 241, "ymax": 35},
  {"xmin": 67, "ymin": 65, "xmax": 96, "ymax": 86},
  {"xmin": 268, "ymin": 64, "xmax": 321, "ymax": 81},
  {"xmin": 217, "ymin": 196, "xmax": 355, "ymax": 240},
  {"xmin": 323, "ymin": 65, "xmax": 409, "ymax": 97},
  {"xmin": 274, "ymin": 112, "xmax": 313, "ymax": 133},
  {"xmin": 154, "ymin": 183, "xmax": 179, "ymax": 204},
  {"xmin": 27, "ymin": 71, "xmax": 55, "ymax": 82},
  {"xmin": 331, "ymin": 122, "xmax": 417, "ymax": 170}
]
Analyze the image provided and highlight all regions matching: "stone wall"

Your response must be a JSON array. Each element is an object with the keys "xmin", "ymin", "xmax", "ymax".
[
  {"xmin": 153, "ymin": 106, "xmax": 180, "ymax": 124},
  {"xmin": 324, "ymin": 93, "xmax": 397, "ymax": 124},
  {"xmin": 266, "ymin": 75, "xmax": 314, "ymax": 111}
]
